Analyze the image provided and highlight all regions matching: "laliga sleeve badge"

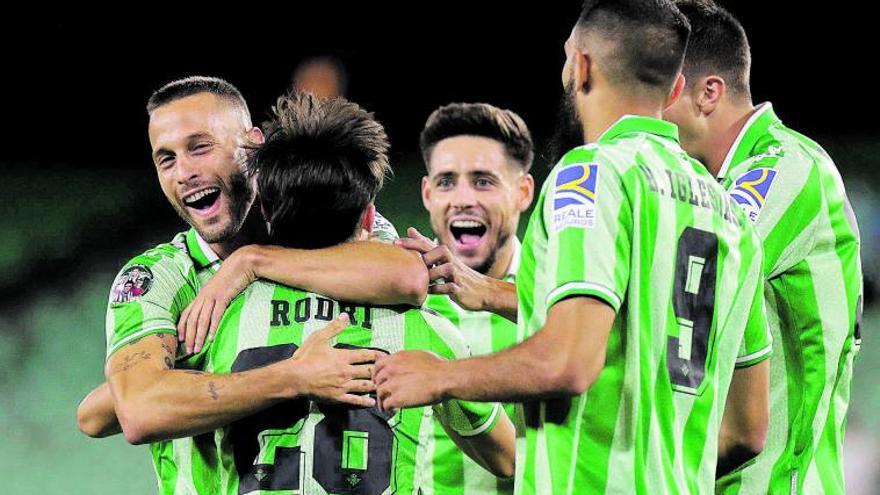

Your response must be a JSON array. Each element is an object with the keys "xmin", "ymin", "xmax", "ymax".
[{"xmin": 110, "ymin": 265, "xmax": 154, "ymax": 303}]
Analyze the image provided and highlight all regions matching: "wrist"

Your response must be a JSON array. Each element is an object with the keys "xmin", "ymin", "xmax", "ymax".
[
  {"xmin": 437, "ymin": 359, "xmax": 460, "ymax": 401},
  {"xmin": 274, "ymin": 358, "xmax": 308, "ymax": 400},
  {"xmin": 481, "ymin": 276, "xmax": 503, "ymax": 313}
]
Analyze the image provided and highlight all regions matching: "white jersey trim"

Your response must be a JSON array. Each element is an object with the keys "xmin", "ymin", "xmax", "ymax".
[{"xmin": 717, "ymin": 102, "xmax": 773, "ymax": 180}]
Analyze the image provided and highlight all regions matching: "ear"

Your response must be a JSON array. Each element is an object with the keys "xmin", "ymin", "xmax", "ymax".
[
  {"xmin": 361, "ymin": 202, "xmax": 376, "ymax": 234},
  {"xmin": 573, "ymin": 48, "xmax": 592, "ymax": 94},
  {"xmin": 517, "ymin": 173, "xmax": 536, "ymax": 212},
  {"xmin": 664, "ymin": 73, "xmax": 687, "ymax": 111},
  {"xmin": 247, "ymin": 126, "xmax": 265, "ymax": 145},
  {"xmin": 421, "ymin": 175, "xmax": 432, "ymax": 211},
  {"xmin": 695, "ymin": 75, "xmax": 726, "ymax": 116}
]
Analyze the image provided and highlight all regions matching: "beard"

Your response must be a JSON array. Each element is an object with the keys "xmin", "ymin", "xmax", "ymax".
[
  {"xmin": 547, "ymin": 78, "xmax": 585, "ymax": 167},
  {"xmin": 470, "ymin": 228, "xmax": 511, "ymax": 276},
  {"xmin": 172, "ymin": 169, "xmax": 256, "ymax": 244}
]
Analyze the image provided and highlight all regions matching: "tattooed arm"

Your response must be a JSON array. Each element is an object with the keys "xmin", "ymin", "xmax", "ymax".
[{"xmin": 106, "ymin": 315, "xmax": 380, "ymax": 444}]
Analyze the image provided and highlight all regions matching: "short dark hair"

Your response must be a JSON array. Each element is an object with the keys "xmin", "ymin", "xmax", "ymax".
[
  {"xmin": 675, "ymin": 0, "xmax": 751, "ymax": 98},
  {"xmin": 251, "ymin": 92, "xmax": 390, "ymax": 249},
  {"xmin": 419, "ymin": 103, "xmax": 534, "ymax": 172},
  {"xmin": 575, "ymin": 0, "xmax": 691, "ymax": 95},
  {"xmin": 146, "ymin": 75, "xmax": 251, "ymax": 120}
]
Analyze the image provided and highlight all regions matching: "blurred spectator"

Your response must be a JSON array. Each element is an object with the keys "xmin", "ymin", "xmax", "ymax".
[{"xmin": 291, "ymin": 56, "xmax": 348, "ymax": 99}]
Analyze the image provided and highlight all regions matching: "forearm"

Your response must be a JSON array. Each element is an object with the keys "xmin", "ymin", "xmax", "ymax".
[
  {"xmin": 442, "ymin": 333, "xmax": 587, "ymax": 403},
  {"xmin": 444, "ymin": 411, "xmax": 516, "ymax": 478},
  {"xmin": 717, "ymin": 361, "xmax": 769, "ymax": 477},
  {"xmin": 77, "ymin": 382, "xmax": 121, "ymax": 438},
  {"xmin": 483, "ymin": 279, "xmax": 518, "ymax": 322},
  {"xmin": 444, "ymin": 297, "xmax": 611, "ymax": 402},
  {"xmin": 248, "ymin": 243, "xmax": 428, "ymax": 305},
  {"xmin": 110, "ymin": 361, "xmax": 297, "ymax": 444}
]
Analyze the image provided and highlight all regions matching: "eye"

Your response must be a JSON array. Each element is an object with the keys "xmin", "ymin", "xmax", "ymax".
[
  {"xmin": 156, "ymin": 155, "xmax": 174, "ymax": 170},
  {"xmin": 474, "ymin": 177, "xmax": 493, "ymax": 189},
  {"xmin": 436, "ymin": 177, "xmax": 454, "ymax": 189},
  {"xmin": 192, "ymin": 142, "xmax": 213, "ymax": 154}
]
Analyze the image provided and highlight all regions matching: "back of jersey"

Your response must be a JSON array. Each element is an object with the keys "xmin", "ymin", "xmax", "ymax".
[
  {"xmin": 515, "ymin": 116, "xmax": 771, "ymax": 494},
  {"xmin": 203, "ymin": 281, "xmax": 493, "ymax": 495}
]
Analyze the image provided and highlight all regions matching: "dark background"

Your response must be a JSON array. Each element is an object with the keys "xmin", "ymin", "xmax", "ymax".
[{"xmin": 1, "ymin": 3, "xmax": 878, "ymax": 493}]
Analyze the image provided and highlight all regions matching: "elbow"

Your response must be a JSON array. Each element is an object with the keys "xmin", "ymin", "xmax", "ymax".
[
  {"xmin": 740, "ymin": 422, "xmax": 768, "ymax": 456},
  {"xmin": 491, "ymin": 456, "xmax": 515, "ymax": 479},
  {"xmin": 76, "ymin": 405, "xmax": 104, "ymax": 439},
  {"xmin": 116, "ymin": 406, "xmax": 148, "ymax": 445},
  {"xmin": 115, "ymin": 402, "xmax": 155, "ymax": 445},
  {"xmin": 545, "ymin": 355, "xmax": 603, "ymax": 396}
]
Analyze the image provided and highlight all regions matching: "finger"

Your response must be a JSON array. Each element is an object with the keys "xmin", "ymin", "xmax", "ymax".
[
  {"xmin": 373, "ymin": 367, "xmax": 388, "ymax": 386},
  {"xmin": 422, "ymin": 246, "xmax": 452, "ymax": 267},
  {"xmin": 184, "ymin": 300, "xmax": 203, "ymax": 354},
  {"xmin": 373, "ymin": 355, "xmax": 389, "ymax": 375},
  {"xmin": 311, "ymin": 313, "xmax": 350, "ymax": 341},
  {"xmin": 428, "ymin": 282, "xmax": 461, "ymax": 296},
  {"xmin": 428, "ymin": 263, "xmax": 454, "ymax": 284},
  {"xmin": 194, "ymin": 299, "xmax": 215, "ymax": 353},
  {"xmin": 376, "ymin": 383, "xmax": 392, "ymax": 403},
  {"xmin": 345, "ymin": 349, "xmax": 385, "ymax": 365},
  {"xmin": 394, "ymin": 236, "xmax": 435, "ymax": 255},
  {"xmin": 338, "ymin": 394, "xmax": 377, "ymax": 408},
  {"xmin": 207, "ymin": 299, "xmax": 226, "ymax": 344},
  {"xmin": 178, "ymin": 305, "xmax": 191, "ymax": 341},
  {"xmin": 349, "ymin": 364, "xmax": 375, "ymax": 380},
  {"xmin": 345, "ymin": 378, "xmax": 377, "ymax": 394},
  {"xmin": 407, "ymin": 227, "xmax": 433, "ymax": 244}
]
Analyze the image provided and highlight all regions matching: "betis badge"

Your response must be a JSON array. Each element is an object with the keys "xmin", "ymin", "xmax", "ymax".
[{"xmin": 110, "ymin": 265, "xmax": 154, "ymax": 303}]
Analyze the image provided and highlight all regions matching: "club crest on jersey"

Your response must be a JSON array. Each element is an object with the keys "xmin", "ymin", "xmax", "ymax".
[
  {"xmin": 553, "ymin": 163, "xmax": 598, "ymax": 232},
  {"xmin": 110, "ymin": 265, "xmax": 154, "ymax": 303},
  {"xmin": 729, "ymin": 168, "xmax": 777, "ymax": 223}
]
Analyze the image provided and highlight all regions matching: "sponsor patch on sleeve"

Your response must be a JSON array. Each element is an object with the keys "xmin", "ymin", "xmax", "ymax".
[
  {"xmin": 552, "ymin": 163, "xmax": 599, "ymax": 232},
  {"xmin": 728, "ymin": 168, "xmax": 777, "ymax": 222},
  {"xmin": 110, "ymin": 264, "xmax": 154, "ymax": 303}
]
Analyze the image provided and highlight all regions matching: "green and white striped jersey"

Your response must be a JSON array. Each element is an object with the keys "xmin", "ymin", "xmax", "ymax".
[
  {"xmin": 712, "ymin": 103, "xmax": 863, "ymax": 495},
  {"xmin": 423, "ymin": 239, "xmax": 521, "ymax": 495},
  {"xmin": 194, "ymin": 282, "xmax": 501, "ymax": 495},
  {"xmin": 515, "ymin": 115, "xmax": 771, "ymax": 495},
  {"xmin": 105, "ymin": 228, "xmax": 221, "ymax": 495},
  {"xmin": 103, "ymin": 214, "xmax": 401, "ymax": 495}
]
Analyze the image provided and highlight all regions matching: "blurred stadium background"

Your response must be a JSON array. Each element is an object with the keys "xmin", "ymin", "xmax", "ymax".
[{"xmin": 1, "ymin": 4, "xmax": 877, "ymax": 493}]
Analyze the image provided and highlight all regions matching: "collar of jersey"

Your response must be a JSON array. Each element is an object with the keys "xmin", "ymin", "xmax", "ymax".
[
  {"xmin": 716, "ymin": 102, "xmax": 779, "ymax": 180},
  {"xmin": 596, "ymin": 114, "xmax": 679, "ymax": 145},
  {"xmin": 185, "ymin": 228, "xmax": 221, "ymax": 268}
]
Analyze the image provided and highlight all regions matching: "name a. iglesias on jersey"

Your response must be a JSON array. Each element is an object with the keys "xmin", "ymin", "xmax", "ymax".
[
  {"xmin": 270, "ymin": 294, "xmax": 376, "ymax": 329},
  {"xmin": 638, "ymin": 164, "xmax": 742, "ymax": 226}
]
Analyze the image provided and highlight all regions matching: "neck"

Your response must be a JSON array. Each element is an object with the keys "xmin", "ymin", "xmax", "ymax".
[
  {"xmin": 208, "ymin": 208, "xmax": 267, "ymax": 260},
  {"xmin": 486, "ymin": 236, "xmax": 516, "ymax": 280},
  {"xmin": 581, "ymin": 89, "xmax": 664, "ymax": 143},
  {"xmin": 700, "ymin": 101, "xmax": 758, "ymax": 176}
]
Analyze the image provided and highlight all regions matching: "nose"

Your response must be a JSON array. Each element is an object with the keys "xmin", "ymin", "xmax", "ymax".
[
  {"xmin": 451, "ymin": 182, "xmax": 477, "ymax": 210},
  {"xmin": 174, "ymin": 154, "xmax": 200, "ymax": 185}
]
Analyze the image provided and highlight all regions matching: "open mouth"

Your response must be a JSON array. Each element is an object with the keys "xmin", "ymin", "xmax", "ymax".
[
  {"xmin": 183, "ymin": 187, "xmax": 221, "ymax": 214},
  {"xmin": 450, "ymin": 219, "xmax": 487, "ymax": 249}
]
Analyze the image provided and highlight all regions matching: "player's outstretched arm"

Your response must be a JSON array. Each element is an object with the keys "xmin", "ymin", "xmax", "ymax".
[
  {"xmin": 108, "ymin": 315, "xmax": 380, "ymax": 445},
  {"xmin": 717, "ymin": 360, "xmax": 769, "ymax": 478},
  {"xmin": 178, "ymin": 242, "xmax": 429, "ymax": 354},
  {"xmin": 77, "ymin": 382, "xmax": 121, "ymax": 438},
  {"xmin": 440, "ymin": 406, "xmax": 516, "ymax": 478},
  {"xmin": 375, "ymin": 296, "xmax": 615, "ymax": 407}
]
